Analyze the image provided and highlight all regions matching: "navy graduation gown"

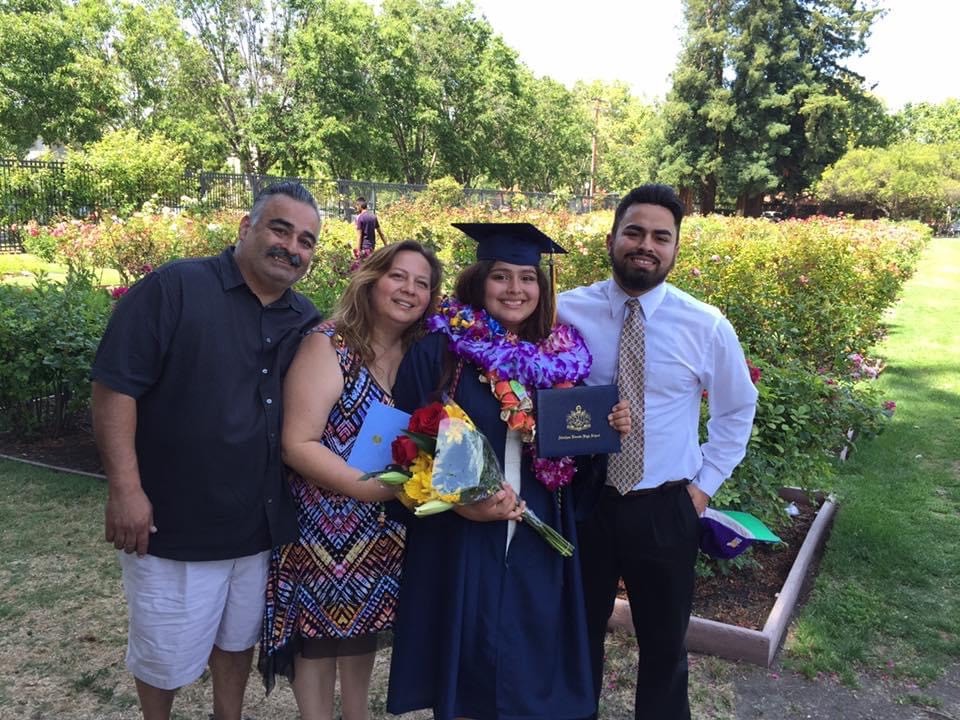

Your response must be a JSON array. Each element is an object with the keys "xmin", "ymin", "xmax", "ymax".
[{"xmin": 386, "ymin": 333, "xmax": 595, "ymax": 720}]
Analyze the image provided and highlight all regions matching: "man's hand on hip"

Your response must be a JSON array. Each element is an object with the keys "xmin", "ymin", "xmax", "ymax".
[{"xmin": 687, "ymin": 483, "xmax": 710, "ymax": 517}]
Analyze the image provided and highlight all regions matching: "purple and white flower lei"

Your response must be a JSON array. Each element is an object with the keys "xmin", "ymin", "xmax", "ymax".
[
  {"xmin": 427, "ymin": 298, "xmax": 592, "ymax": 388},
  {"xmin": 426, "ymin": 297, "xmax": 593, "ymax": 491}
]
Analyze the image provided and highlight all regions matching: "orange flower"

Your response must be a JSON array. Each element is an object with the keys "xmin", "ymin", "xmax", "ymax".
[
  {"xmin": 506, "ymin": 410, "xmax": 530, "ymax": 431},
  {"xmin": 494, "ymin": 380, "xmax": 520, "ymax": 409}
]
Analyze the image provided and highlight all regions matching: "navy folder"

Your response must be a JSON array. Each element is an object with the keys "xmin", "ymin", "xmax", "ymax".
[{"xmin": 535, "ymin": 385, "xmax": 621, "ymax": 458}]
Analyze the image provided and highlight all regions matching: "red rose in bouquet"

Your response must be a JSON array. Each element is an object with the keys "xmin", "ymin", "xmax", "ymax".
[
  {"xmin": 391, "ymin": 435, "xmax": 419, "ymax": 466},
  {"xmin": 361, "ymin": 398, "xmax": 574, "ymax": 555},
  {"xmin": 408, "ymin": 402, "xmax": 445, "ymax": 435}
]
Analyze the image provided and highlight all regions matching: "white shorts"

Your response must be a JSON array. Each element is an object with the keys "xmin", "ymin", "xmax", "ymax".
[{"xmin": 118, "ymin": 550, "xmax": 270, "ymax": 690}]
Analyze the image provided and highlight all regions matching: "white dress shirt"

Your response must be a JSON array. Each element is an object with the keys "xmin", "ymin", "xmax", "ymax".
[
  {"xmin": 503, "ymin": 429, "xmax": 523, "ymax": 551},
  {"xmin": 558, "ymin": 278, "xmax": 758, "ymax": 496}
]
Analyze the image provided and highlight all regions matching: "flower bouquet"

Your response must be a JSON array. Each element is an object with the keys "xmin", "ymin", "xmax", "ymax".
[{"xmin": 364, "ymin": 399, "xmax": 574, "ymax": 557}]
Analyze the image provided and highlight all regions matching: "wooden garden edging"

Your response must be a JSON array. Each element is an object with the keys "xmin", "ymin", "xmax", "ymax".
[{"xmin": 607, "ymin": 487, "xmax": 837, "ymax": 666}]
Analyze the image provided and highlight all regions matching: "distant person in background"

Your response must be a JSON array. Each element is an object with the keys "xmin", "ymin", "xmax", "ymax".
[
  {"xmin": 90, "ymin": 181, "xmax": 321, "ymax": 720},
  {"xmin": 355, "ymin": 197, "xmax": 388, "ymax": 257}
]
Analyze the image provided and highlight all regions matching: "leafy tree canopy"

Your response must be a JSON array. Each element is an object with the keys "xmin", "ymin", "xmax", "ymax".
[
  {"xmin": 895, "ymin": 99, "xmax": 960, "ymax": 145},
  {"xmin": 817, "ymin": 142, "xmax": 960, "ymax": 224}
]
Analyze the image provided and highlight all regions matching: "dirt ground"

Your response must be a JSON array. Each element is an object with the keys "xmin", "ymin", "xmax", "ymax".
[
  {"xmin": 733, "ymin": 661, "xmax": 960, "ymax": 720},
  {"xmin": 3, "ymin": 438, "xmax": 959, "ymax": 719}
]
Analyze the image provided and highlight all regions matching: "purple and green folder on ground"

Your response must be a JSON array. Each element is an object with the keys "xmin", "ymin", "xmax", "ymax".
[{"xmin": 700, "ymin": 508, "xmax": 782, "ymax": 559}]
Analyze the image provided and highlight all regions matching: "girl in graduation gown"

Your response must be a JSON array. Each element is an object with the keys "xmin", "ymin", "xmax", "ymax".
[{"xmin": 386, "ymin": 223, "xmax": 630, "ymax": 720}]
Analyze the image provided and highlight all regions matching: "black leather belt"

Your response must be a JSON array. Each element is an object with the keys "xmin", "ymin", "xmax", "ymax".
[{"xmin": 606, "ymin": 479, "xmax": 690, "ymax": 497}]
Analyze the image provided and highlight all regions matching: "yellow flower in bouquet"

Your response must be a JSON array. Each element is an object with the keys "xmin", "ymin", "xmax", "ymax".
[
  {"xmin": 402, "ymin": 451, "xmax": 460, "ymax": 504},
  {"xmin": 442, "ymin": 402, "xmax": 474, "ymax": 427},
  {"xmin": 363, "ymin": 398, "xmax": 574, "ymax": 555}
]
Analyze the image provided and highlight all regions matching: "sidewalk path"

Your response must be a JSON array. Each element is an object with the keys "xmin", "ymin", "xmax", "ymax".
[{"xmin": 734, "ymin": 662, "xmax": 960, "ymax": 719}]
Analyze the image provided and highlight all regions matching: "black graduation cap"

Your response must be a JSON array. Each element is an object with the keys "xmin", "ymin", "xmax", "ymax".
[{"xmin": 452, "ymin": 222, "xmax": 567, "ymax": 265}]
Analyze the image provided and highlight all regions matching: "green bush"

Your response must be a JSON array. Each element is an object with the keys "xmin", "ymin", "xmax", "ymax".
[
  {"xmin": 296, "ymin": 219, "xmax": 355, "ymax": 315},
  {"xmin": 0, "ymin": 264, "xmax": 111, "ymax": 436},
  {"xmin": 64, "ymin": 129, "xmax": 189, "ymax": 216},
  {"xmin": 22, "ymin": 209, "xmax": 241, "ymax": 284},
  {"xmin": 817, "ymin": 142, "xmax": 960, "ymax": 224},
  {"xmin": 712, "ymin": 359, "xmax": 891, "ymax": 526},
  {"xmin": 0, "ymin": 160, "xmax": 68, "ymax": 227},
  {"xmin": 20, "ymin": 220, "xmax": 61, "ymax": 261},
  {"xmin": 415, "ymin": 176, "xmax": 466, "ymax": 209}
]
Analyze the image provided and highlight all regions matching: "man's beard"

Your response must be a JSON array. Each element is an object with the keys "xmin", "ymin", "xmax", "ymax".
[{"xmin": 610, "ymin": 248, "xmax": 675, "ymax": 293}]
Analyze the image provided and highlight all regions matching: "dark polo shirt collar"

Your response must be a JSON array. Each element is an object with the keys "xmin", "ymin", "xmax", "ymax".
[{"xmin": 217, "ymin": 246, "xmax": 312, "ymax": 313}]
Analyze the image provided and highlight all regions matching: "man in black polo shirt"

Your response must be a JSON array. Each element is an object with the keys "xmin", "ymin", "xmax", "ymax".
[{"xmin": 91, "ymin": 182, "xmax": 321, "ymax": 720}]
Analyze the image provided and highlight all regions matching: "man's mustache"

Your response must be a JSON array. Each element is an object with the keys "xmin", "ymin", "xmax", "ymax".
[{"xmin": 266, "ymin": 246, "xmax": 302, "ymax": 267}]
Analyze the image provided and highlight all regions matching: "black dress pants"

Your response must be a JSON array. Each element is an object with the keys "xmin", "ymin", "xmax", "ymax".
[{"xmin": 578, "ymin": 483, "xmax": 701, "ymax": 720}]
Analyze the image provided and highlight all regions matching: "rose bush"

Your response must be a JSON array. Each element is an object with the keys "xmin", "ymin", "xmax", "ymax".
[{"xmin": 10, "ymin": 204, "xmax": 928, "ymax": 531}]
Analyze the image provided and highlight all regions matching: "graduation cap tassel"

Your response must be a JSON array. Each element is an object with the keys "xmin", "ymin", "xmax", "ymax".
[{"xmin": 549, "ymin": 251, "xmax": 558, "ymax": 326}]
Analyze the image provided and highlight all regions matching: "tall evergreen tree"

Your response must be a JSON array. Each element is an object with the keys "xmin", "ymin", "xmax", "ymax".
[
  {"xmin": 660, "ymin": 0, "xmax": 734, "ymax": 213},
  {"xmin": 663, "ymin": 0, "xmax": 882, "ymax": 215},
  {"xmin": 725, "ymin": 0, "xmax": 880, "ymax": 213}
]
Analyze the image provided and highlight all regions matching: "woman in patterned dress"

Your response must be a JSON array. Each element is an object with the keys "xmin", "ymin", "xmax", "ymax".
[{"xmin": 258, "ymin": 240, "xmax": 442, "ymax": 720}]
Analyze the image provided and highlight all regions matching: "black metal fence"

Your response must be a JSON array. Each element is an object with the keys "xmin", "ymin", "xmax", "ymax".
[{"xmin": 0, "ymin": 159, "xmax": 615, "ymax": 252}]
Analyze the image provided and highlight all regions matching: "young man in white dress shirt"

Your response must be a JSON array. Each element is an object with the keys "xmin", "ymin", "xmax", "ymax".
[{"xmin": 557, "ymin": 184, "xmax": 758, "ymax": 720}]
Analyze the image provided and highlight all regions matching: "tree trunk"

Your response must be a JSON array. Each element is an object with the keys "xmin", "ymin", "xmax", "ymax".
[
  {"xmin": 700, "ymin": 175, "xmax": 717, "ymax": 215},
  {"xmin": 737, "ymin": 193, "xmax": 763, "ymax": 217}
]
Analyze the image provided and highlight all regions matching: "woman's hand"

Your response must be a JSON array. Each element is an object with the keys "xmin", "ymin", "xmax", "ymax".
[
  {"xmin": 454, "ymin": 483, "xmax": 525, "ymax": 522},
  {"xmin": 609, "ymin": 399, "xmax": 632, "ymax": 437}
]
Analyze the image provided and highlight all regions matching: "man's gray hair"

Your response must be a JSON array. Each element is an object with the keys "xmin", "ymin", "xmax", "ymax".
[{"xmin": 249, "ymin": 181, "xmax": 319, "ymax": 224}]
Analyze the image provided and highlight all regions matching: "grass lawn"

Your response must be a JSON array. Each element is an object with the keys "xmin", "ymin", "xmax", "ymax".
[
  {"xmin": 787, "ymin": 236, "xmax": 960, "ymax": 685},
  {"xmin": 0, "ymin": 458, "xmax": 736, "ymax": 719},
  {"xmin": 0, "ymin": 253, "xmax": 122, "ymax": 287}
]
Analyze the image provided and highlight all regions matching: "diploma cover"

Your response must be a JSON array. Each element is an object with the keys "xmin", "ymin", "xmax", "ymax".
[
  {"xmin": 699, "ymin": 508, "xmax": 782, "ymax": 559},
  {"xmin": 347, "ymin": 401, "xmax": 411, "ymax": 472},
  {"xmin": 535, "ymin": 384, "xmax": 621, "ymax": 458}
]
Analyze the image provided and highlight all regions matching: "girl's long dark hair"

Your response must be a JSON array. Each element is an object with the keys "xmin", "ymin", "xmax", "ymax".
[{"xmin": 454, "ymin": 260, "xmax": 554, "ymax": 342}]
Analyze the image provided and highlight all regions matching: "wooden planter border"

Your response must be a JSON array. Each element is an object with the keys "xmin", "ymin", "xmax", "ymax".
[{"xmin": 607, "ymin": 487, "xmax": 837, "ymax": 666}]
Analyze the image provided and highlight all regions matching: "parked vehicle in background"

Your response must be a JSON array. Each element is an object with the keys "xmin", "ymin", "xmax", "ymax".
[{"xmin": 944, "ymin": 220, "xmax": 960, "ymax": 237}]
